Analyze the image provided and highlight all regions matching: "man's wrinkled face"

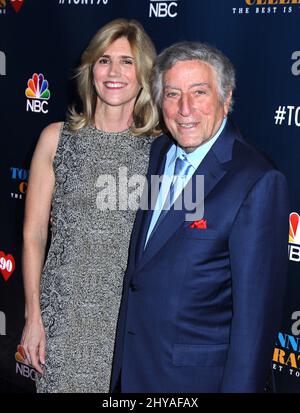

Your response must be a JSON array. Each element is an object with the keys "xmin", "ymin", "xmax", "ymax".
[{"xmin": 162, "ymin": 60, "xmax": 231, "ymax": 152}]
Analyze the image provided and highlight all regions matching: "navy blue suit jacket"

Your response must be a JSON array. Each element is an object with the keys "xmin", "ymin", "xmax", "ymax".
[{"xmin": 111, "ymin": 119, "xmax": 289, "ymax": 393}]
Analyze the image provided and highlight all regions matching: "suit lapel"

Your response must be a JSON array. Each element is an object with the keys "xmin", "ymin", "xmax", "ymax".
[
  {"xmin": 135, "ymin": 120, "xmax": 237, "ymax": 273},
  {"xmin": 134, "ymin": 137, "xmax": 172, "ymax": 264}
]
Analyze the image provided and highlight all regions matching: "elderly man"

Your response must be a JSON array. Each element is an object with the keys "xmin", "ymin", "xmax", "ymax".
[{"xmin": 111, "ymin": 42, "xmax": 289, "ymax": 392}]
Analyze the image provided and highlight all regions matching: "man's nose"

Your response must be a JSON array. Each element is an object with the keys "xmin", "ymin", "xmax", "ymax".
[{"xmin": 178, "ymin": 94, "xmax": 192, "ymax": 116}]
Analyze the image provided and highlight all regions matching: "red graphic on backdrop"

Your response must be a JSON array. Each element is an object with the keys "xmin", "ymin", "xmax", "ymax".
[
  {"xmin": 290, "ymin": 213, "xmax": 299, "ymax": 239},
  {"xmin": 0, "ymin": 251, "xmax": 15, "ymax": 281},
  {"xmin": 10, "ymin": 0, "xmax": 24, "ymax": 13},
  {"xmin": 289, "ymin": 212, "xmax": 300, "ymax": 244}
]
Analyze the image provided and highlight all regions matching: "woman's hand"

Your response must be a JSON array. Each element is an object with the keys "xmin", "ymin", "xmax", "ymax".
[{"xmin": 21, "ymin": 318, "xmax": 46, "ymax": 375}]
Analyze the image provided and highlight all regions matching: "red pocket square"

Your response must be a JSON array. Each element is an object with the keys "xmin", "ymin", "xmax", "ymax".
[{"xmin": 189, "ymin": 219, "xmax": 207, "ymax": 229}]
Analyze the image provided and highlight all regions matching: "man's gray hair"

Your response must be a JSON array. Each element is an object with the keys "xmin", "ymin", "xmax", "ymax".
[{"xmin": 151, "ymin": 41, "xmax": 236, "ymax": 112}]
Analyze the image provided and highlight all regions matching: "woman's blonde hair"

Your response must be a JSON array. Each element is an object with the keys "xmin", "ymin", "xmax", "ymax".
[{"xmin": 68, "ymin": 18, "xmax": 161, "ymax": 136}]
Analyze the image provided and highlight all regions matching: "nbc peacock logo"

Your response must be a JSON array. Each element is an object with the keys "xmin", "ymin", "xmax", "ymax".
[
  {"xmin": 288, "ymin": 212, "xmax": 300, "ymax": 262},
  {"xmin": 26, "ymin": 73, "xmax": 50, "ymax": 100},
  {"xmin": 25, "ymin": 73, "xmax": 51, "ymax": 114}
]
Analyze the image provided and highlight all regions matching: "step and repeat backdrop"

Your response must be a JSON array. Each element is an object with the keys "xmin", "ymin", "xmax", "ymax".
[{"xmin": 0, "ymin": 0, "xmax": 300, "ymax": 393}]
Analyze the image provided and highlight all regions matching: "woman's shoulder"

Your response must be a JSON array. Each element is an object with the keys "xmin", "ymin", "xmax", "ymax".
[
  {"xmin": 136, "ymin": 132, "xmax": 162, "ymax": 144},
  {"xmin": 38, "ymin": 122, "xmax": 66, "ymax": 148},
  {"xmin": 140, "ymin": 134, "xmax": 157, "ymax": 142},
  {"xmin": 131, "ymin": 134, "xmax": 157, "ymax": 153},
  {"xmin": 36, "ymin": 122, "xmax": 65, "ymax": 163},
  {"xmin": 41, "ymin": 121, "xmax": 64, "ymax": 137},
  {"xmin": 37, "ymin": 121, "xmax": 62, "ymax": 144}
]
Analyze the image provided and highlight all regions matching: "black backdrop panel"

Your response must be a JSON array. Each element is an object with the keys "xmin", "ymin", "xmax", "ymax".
[{"xmin": 0, "ymin": 0, "xmax": 299, "ymax": 392}]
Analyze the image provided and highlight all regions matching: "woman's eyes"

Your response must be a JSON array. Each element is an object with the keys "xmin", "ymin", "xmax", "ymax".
[
  {"xmin": 122, "ymin": 59, "xmax": 133, "ymax": 65},
  {"xmin": 98, "ymin": 58, "xmax": 109, "ymax": 64},
  {"xmin": 98, "ymin": 58, "xmax": 133, "ymax": 65}
]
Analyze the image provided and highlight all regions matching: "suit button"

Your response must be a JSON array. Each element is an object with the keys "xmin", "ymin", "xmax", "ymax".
[{"xmin": 130, "ymin": 283, "xmax": 139, "ymax": 292}]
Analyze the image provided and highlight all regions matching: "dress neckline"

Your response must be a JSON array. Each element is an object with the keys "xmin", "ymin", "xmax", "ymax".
[{"xmin": 88, "ymin": 123, "xmax": 131, "ymax": 136}]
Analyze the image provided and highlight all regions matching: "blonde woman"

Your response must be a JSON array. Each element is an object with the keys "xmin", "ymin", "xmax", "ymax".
[{"xmin": 21, "ymin": 19, "xmax": 160, "ymax": 393}]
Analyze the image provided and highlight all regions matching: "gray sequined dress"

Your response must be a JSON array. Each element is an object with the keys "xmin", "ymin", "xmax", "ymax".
[{"xmin": 36, "ymin": 123, "xmax": 154, "ymax": 393}]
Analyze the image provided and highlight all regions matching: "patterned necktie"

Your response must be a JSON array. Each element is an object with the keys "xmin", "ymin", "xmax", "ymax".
[
  {"xmin": 146, "ymin": 154, "xmax": 192, "ymax": 245},
  {"xmin": 167, "ymin": 154, "xmax": 192, "ymax": 209}
]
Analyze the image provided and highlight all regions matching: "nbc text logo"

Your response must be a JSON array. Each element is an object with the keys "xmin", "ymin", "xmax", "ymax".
[
  {"xmin": 0, "ymin": 50, "xmax": 5, "ymax": 75},
  {"xmin": 15, "ymin": 345, "xmax": 37, "ymax": 381},
  {"xmin": 10, "ymin": 167, "xmax": 29, "ymax": 199},
  {"xmin": 149, "ymin": 0, "xmax": 178, "ymax": 18},
  {"xmin": 291, "ymin": 51, "xmax": 300, "ymax": 76},
  {"xmin": 0, "ymin": 311, "xmax": 6, "ymax": 336},
  {"xmin": 26, "ymin": 73, "xmax": 51, "ymax": 114},
  {"xmin": 289, "ymin": 212, "xmax": 300, "ymax": 262}
]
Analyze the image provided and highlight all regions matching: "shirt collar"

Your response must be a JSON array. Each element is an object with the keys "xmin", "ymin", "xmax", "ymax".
[{"xmin": 168, "ymin": 117, "xmax": 227, "ymax": 169}]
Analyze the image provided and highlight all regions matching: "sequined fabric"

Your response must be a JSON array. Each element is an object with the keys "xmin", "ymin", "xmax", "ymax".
[{"xmin": 36, "ymin": 123, "xmax": 154, "ymax": 393}]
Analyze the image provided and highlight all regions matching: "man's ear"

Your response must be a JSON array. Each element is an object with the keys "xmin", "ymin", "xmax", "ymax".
[{"xmin": 223, "ymin": 90, "xmax": 232, "ymax": 116}]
